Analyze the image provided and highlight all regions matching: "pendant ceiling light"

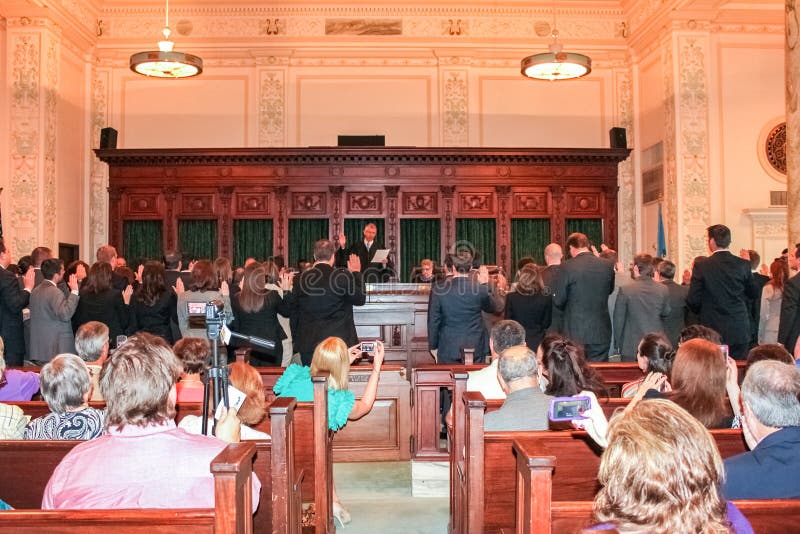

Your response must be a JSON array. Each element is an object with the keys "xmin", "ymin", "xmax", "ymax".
[
  {"xmin": 130, "ymin": 0, "xmax": 203, "ymax": 78},
  {"xmin": 520, "ymin": 5, "xmax": 591, "ymax": 81}
]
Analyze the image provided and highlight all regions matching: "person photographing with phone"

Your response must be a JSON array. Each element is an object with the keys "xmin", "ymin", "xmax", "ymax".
[{"xmin": 274, "ymin": 336, "xmax": 384, "ymax": 526}]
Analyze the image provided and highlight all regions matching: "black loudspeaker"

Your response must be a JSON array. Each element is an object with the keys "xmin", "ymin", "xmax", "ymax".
[
  {"xmin": 609, "ymin": 127, "xmax": 627, "ymax": 149},
  {"xmin": 337, "ymin": 135, "xmax": 385, "ymax": 147},
  {"xmin": 100, "ymin": 127, "xmax": 118, "ymax": 150}
]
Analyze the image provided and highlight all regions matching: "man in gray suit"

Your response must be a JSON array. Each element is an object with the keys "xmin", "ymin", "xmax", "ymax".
[
  {"xmin": 484, "ymin": 345, "xmax": 552, "ymax": 431},
  {"xmin": 655, "ymin": 259, "xmax": 688, "ymax": 347},
  {"xmin": 613, "ymin": 254, "xmax": 671, "ymax": 361},
  {"xmin": 553, "ymin": 233, "xmax": 615, "ymax": 361},
  {"xmin": 29, "ymin": 258, "xmax": 79, "ymax": 364}
]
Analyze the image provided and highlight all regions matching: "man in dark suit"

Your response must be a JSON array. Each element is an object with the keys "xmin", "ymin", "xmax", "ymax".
[
  {"xmin": 779, "ymin": 247, "xmax": 800, "ymax": 355},
  {"xmin": 723, "ymin": 360, "xmax": 800, "ymax": 499},
  {"xmin": 28, "ymin": 259, "xmax": 80, "ymax": 364},
  {"xmin": 163, "ymin": 250, "xmax": 192, "ymax": 290},
  {"xmin": 335, "ymin": 223, "xmax": 394, "ymax": 283},
  {"xmin": 0, "ymin": 240, "xmax": 35, "ymax": 365},
  {"xmin": 428, "ymin": 251, "xmax": 502, "ymax": 363},
  {"xmin": 655, "ymin": 259, "xmax": 688, "ymax": 348},
  {"xmin": 541, "ymin": 243, "xmax": 564, "ymax": 333},
  {"xmin": 553, "ymin": 233, "xmax": 615, "ymax": 361},
  {"xmin": 29, "ymin": 246, "xmax": 52, "ymax": 288},
  {"xmin": 687, "ymin": 224, "xmax": 757, "ymax": 359},
  {"xmin": 291, "ymin": 239, "xmax": 365, "ymax": 366},
  {"xmin": 96, "ymin": 245, "xmax": 128, "ymax": 291},
  {"xmin": 613, "ymin": 254, "xmax": 670, "ymax": 361}
]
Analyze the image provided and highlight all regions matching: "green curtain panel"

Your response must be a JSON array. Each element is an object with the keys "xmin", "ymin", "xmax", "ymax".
[
  {"xmin": 565, "ymin": 218, "xmax": 604, "ymax": 249},
  {"xmin": 510, "ymin": 218, "xmax": 551, "ymax": 268},
  {"xmin": 288, "ymin": 218, "xmax": 329, "ymax": 268},
  {"xmin": 343, "ymin": 218, "xmax": 386, "ymax": 246},
  {"xmin": 400, "ymin": 218, "xmax": 441, "ymax": 282},
  {"xmin": 233, "ymin": 219, "xmax": 274, "ymax": 268},
  {"xmin": 455, "ymin": 218, "xmax": 496, "ymax": 265},
  {"xmin": 123, "ymin": 220, "xmax": 163, "ymax": 264},
  {"xmin": 178, "ymin": 220, "xmax": 218, "ymax": 261}
]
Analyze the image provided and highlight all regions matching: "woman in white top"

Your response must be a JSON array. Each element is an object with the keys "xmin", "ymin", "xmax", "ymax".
[
  {"xmin": 759, "ymin": 259, "xmax": 788, "ymax": 345},
  {"xmin": 179, "ymin": 361, "xmax": 269, "ymax": 439}
]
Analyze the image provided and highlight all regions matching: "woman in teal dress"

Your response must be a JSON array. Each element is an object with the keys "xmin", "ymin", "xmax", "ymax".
[{"xmin": 274, "ymin": 336, "xmax": 384, "ymax": 526}]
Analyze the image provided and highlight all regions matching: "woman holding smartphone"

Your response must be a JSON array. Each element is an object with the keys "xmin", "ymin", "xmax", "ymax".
[{"xmin": 274, "ymin": 336, "xmax": 384, "ymax": 526}]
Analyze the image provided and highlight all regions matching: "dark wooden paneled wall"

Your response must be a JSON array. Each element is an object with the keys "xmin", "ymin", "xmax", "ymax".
[{"xmin": 96, "ymin": 147, "xmax": 631, "ymax": 271}]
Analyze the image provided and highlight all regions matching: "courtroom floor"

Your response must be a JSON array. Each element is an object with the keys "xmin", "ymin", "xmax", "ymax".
[{"xmin": 333, "ymin": 462, "xmax": 449, "ymax": 533}]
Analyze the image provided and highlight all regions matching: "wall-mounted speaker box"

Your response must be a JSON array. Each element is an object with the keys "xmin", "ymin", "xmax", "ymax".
[
  {"xmin": 609, "ymin": 127, "xmax": 627, "ymax": 149},
  {"xmin": 100, "ymin": 127, "xmax": 118, "ymax": 150},
  {"xmin": 337, "ymin": 135, "xmax": 386, "ymax": 147}
]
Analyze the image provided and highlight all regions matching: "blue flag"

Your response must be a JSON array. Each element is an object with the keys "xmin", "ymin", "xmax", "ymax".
[{"xmin": 657, "ymin": 202, "xmax": 667, "ymax": 257}]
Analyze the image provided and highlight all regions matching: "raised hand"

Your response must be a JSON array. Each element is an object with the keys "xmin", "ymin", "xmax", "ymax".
[
  {"xmin": 220, "ymin": 280, "xmax": 230, "ymax": 297},
  {"xmin": 173, "ymin": 276, "xmax": 185, "ymax": 295},
  {"xmin": 347, "ymin": 253, "xmax": 361, "ymax": 273},
  {"xmin": 67, "ymin": 274, "xmax": 79, "ymax": 292},
  {"xmin": 122, "ymin": 284, "xmax": 133, "ymax": 305},
  {"xmin": 23, "ymin": 267, "xmax": 35, "ymax": 290}
]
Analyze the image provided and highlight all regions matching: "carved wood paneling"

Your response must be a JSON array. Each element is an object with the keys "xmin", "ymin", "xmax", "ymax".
[
  {"xmin": 233, "ymin": 192, "xmax": 271, "ymax": 218},
  {"xmin": 97, "ymin": 147, "xmax": 629, "ymax": 265},
  {"xmin": 512, "ymin": 192, "xmax": 550, "ymax": 215},
  {"xmin": 347, "ymin": 192, "xmax": 383, "ymax": 214},
  {"xmin": 457, "ymin": 191, "xmax": 494, "ymax": 216},
  {"xmin": 291, "ymin": 192, "xmax": 326, "ymax": 215},
  {"xmin": 124, "ymin": 193, "xmax": 160, "ymax": 218},
  {"xmin": 565, "ymin": 191, "xmax": 602, "ymax": 215},
  {"xmin": 402, "ymin": 192, "xmax": 438, "ymax": 215},
  {"xmin": 179, "ymin": 193, "xmax": 216, "ymax": 217}
]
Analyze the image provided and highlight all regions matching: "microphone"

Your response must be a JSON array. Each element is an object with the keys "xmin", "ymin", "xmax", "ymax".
[{"xmin": 220, "ymin": 326, "xmax": 276, "ymax": 351}]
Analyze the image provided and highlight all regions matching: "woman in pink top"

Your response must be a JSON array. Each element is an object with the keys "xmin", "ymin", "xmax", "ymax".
[{"xmin": 173, "ymin": 337, "xmax": 208, "ymax": 403}]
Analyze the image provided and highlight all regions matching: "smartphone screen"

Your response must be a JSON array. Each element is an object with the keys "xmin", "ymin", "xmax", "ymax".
[{"xmin": 549, "ymin": 396, "xmax": 590, "ymax": 421}]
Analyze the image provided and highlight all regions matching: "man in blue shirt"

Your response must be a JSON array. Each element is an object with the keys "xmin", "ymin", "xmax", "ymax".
[{"xmin": 723, "ymin": 360, "xmax": 800, "ymax": 499}]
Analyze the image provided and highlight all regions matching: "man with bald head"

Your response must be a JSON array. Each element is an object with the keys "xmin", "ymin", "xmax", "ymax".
[
  {"xmin": 483, "ymin": 345, "xmax": 552, "ymax": 431},
  {"xmin": 542, "ymin": 243, "xmax": 564, "ymax": 333}
]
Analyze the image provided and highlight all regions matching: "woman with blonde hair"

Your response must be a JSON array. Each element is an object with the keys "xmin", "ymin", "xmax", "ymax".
[
  {"xmin": 274, "ymin": 336, "xmax": 384, "ymax": 525},
  {"xmin": 590, "ymin": 399, "xmax": 752, "ymax": 533}
]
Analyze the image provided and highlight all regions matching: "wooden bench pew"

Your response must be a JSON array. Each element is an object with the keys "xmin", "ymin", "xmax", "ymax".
[
  {"xmin": 0, "ymin": 441, "xmax": 257, "ymax": 533},
  {"xmin": 0, "ymin": 398, "xmax": 303, "ymax": 533},
  {"xmin": 513, "ymin": 439, "xmax": 800, "ymax": 534},
  {"xmin": 8, "ymin": 377, "xmax": 331, "ymax": 532},
  {"xmin": 453, "ymin": 392, "xmax": 749, "ymax": 533}
]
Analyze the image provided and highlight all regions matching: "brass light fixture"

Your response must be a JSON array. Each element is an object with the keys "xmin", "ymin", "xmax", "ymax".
[
  {"xmin": 520, "ymin": 5, "xmax": 591, "ymax": 81},
  {"xmin": 129, "ymin": 0, "xmax": 203, "ymax": 78}
]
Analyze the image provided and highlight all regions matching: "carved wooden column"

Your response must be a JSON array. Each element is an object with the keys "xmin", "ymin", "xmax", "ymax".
[
  {"xmin": 604, "ymin": 185, "xmax": 620, "ymax": 253},
  {"xmin": 274, "ymin": 186, "xmax": 288, "ymax": 258},
  {"xmin": 550, "ymin": 185, "xmax": 566, "ymax": 245},
  {"xmin": 218, "ymin": 186, "xmax": 234, "ymax": 259},
  {"xmin": 385, "ymin": 185, "xmax": 400, "ymax": 262},
  {"xmin": 329, "ymin": 186, "xmax": 344, "ymax": 241},
  {"xmin": 108, "ymin": 186, "xmax": 124, "ymax": 251},
  {"xmin": 162, "ymin": 186, "xmax": 179, "ymax": 250},
  {"xmin": 440, "ymin": 185, "xmax": 456, "ymax": 248},
  {"xmin": 495, "ymin": 185, "xmax": 512, "ymax": 273}
]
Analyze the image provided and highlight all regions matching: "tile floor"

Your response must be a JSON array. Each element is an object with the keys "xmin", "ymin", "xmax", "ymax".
[{"xmin": 333, "ymin": 462, "xmax": 449, "ymax": 533}]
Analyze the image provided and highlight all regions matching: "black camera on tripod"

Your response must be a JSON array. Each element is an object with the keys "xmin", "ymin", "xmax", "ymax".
[{"xmin": 204, "ymin": 299, "xmax": 226, "ymax": 340}]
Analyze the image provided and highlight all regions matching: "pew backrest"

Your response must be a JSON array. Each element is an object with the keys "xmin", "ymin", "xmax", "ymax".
[{"xmin": 0, "ymin": 441, "xmax": 257, "ymax": 534}]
